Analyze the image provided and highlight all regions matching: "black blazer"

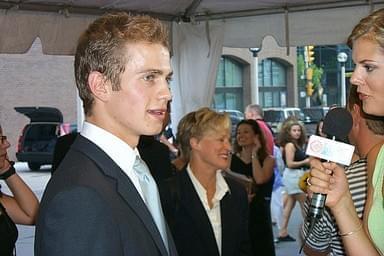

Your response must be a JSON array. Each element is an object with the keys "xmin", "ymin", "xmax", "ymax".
[
  {"xmin": 159, "ymin": 168, "xmax": 251, "ymax": 256},
  {"xmin": 51, "ymin": 132, "xmax": 78, "ymax": 173},
  {"xmin": 35, "ymin": 135, "xmax": 178, "ymax": 256}
]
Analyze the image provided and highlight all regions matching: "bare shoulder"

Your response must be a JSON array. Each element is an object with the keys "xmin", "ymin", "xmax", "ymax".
[
  {"xmin": 284, "ymin": 142, "xmax": 295, "ymax": 151},
  {"xmin": 367, "ymin": 142, "xmax": 384, "ymax": 178}
]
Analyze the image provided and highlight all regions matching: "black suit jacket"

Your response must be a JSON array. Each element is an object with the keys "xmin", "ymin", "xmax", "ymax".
[
  {"xmin": 159, "ymin": 168, "xmax": 251, "ymax": 256},
  {"xmin": 51, "ymin": 132, "xmax": 78, "ymax": 173},
  {"xmin": 35, "ymin": 135, "xmax": 178, "ymax": 256}
]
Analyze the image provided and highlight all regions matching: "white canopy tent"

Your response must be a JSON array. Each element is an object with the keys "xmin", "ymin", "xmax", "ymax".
[{"xmin": 1, "ymin": 0, "xmax": 383, "ymax": 126}]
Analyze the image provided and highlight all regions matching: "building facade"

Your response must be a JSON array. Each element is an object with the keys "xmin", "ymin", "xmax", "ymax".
[{"xmin": 213, "ymin": 36, "xmax": 298, "ymax": 112}]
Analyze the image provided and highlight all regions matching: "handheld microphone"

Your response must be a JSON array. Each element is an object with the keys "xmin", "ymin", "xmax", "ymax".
[{"xmin": 306, "ymin": 107, "xmax": 353, "ymax": 221}]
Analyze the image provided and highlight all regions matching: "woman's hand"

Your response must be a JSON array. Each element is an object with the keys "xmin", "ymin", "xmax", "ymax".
[
  {"xmin": 0, "ymin": 145, "xmax": 11, "ymax": 172},
  {"xmin": 252, "ymin": 136, "xmax": 261, "ymax": 155},
  {"xmin": 308, "ymin": 158, "xmax": 351, "ymax": 210}
]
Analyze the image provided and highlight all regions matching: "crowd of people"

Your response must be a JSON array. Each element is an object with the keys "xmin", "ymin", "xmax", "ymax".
[{"xmin": 1, "ymin": 7, "xmax": 384, "ymax": 256}]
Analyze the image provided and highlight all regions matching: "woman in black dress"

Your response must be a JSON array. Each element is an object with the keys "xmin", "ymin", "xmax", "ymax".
[
  {"xmin": 0, "ymin": 124, "xmax": 39, "ymax": 255},
  {"xmin": 230, "ymin": 119, "xmax": 275, "ymax": 256}
]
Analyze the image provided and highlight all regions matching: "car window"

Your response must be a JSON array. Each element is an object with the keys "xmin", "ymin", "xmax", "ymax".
[
  {"xmin": 25, "ymin": 124, "xmax": 58, "ymax": 141},
  {"xmin": 293, "ymin": 110, "xmax": 305, "ymax": 121},
  {"xmin": 303, "ymin": 107, "xmax": 329, "ymax": 122},
  {"xmin": 264, "ymin": 111, "xmax": 284, "ymax": 122}
]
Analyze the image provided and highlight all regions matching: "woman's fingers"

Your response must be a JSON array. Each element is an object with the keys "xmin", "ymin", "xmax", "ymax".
[
  {"xmin": 309, "ymin": 163, "xmax": 334, "ymax": 194},
  {"xmin": 309, "ymin": 158, "xmax": 324, "ymax": 171}
]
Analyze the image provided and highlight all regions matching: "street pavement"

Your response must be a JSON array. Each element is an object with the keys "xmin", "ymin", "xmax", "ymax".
[{"xmin": 1, "ymin": 163, "xmax": 305, "ymax": 256}]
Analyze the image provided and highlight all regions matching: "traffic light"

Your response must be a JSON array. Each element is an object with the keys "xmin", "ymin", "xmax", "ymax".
[
  {"xmin": 306, "ymin": 67, "xmax": 313, "ymax": 80},
  {"xmin": 306, "ymin": 81, "xmax": 314, "ymax": 96},
  {"xmin": 306, "ymin": 67, "xmax": 314, "ymax": 96},
  {"xmin": 306, "ymin": 45, "xmax": 315, "ymax": 64}
]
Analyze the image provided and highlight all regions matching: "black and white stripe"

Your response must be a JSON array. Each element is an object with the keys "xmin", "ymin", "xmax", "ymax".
[{"xmin": 301, "ymin": 159, "xmax": 367, "ymax": 256}]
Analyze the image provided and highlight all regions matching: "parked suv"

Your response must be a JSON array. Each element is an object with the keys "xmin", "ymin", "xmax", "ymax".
[
  {"xmin": 15, "ymin": 107, "xmax": 64, "ymax": 171},
  {"xmin": 263, "ymin": 107, "xmax": 306, "ymax": 134}
]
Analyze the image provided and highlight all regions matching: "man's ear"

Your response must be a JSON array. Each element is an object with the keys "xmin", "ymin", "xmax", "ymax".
[{"xmin": 88, "ymin": 71, "xmax": 110, "ymax": 102}]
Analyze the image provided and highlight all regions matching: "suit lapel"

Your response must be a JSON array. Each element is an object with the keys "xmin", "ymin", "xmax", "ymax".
[
  {"xmin": 179, "ymin": 170, "xmax": 220, "ymax": 256},
  {"xmin": 220, "ymin": 190, "xmax": 235, "ymax": 256},
  {"xmin": 72, "ymin": 136, "xmax": 170, "ymax": 256}
]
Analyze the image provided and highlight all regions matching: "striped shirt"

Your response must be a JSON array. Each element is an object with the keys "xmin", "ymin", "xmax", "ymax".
[{"xmin": 301, "ymin": 158, "xmax": 367, "ymax": 255}]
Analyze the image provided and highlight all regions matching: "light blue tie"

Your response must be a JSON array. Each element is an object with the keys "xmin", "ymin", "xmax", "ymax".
[{"xmin": 133, "ymin": 156, "xmax": 169, "ymax": 252}]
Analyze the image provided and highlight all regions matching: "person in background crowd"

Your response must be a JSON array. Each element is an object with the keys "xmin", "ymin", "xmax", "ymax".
[
  {"xmin": 309, "ymin": 8, "xmax": 384, "ymax": 255},
  {"xmin": 245, "ymin": 103, "xmax": 286, "ymax": 246},
  {"xmin": 244, "ymin": 104, "xmax": 274, "ymax": 154},
  {"xmin": 158, "ymin": 104, "xmax": 179, "ymax": 159},
  {"xmin": 302, "ymin": 84, "xmax": 384, "ymax": 255},
  {"xmin": 315, "ymin": 118, "xmax": 327, "ymax": 137},
  {"xmin": 138, "ymin": 135, "xmax": 175, "ymax": 184},
  {"xmin": 160, "ymin": 107, "xmax": 251, "ymax": 256},
  {"xmin": 170, "ymin": 121, "xmax": 188, "ymax": 172},
  {"xmin": 270, "ymin": 145, "xmax": 285, "ymax": 240},
  {"xmin": 35, "ymin": 13, "xmax": 177, "ymax": 256},
  {"xmin": 0, "ymin": 124, "xmax": 39, "ymax": 256},
  {"xmin": 278, "ymin": 118, "xmax": 310, "ymax": 242},
  {"xmin": 230, "ymin": 119, "xmax": 275, "ymax": 256}
]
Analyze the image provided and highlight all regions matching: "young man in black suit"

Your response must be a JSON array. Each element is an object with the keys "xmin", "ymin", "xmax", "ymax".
[{"xmin": 35, "ymin": 13, "xmax": 177, "ymax": 256}]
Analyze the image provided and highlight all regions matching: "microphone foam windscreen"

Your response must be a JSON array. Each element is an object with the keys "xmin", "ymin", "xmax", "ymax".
[{"xmin": 323, "ymin": 107, "xmax": 353, "ymax": 142}]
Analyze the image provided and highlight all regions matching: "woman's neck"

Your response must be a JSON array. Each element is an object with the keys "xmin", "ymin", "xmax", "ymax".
[
  {"xmin": 238, "ymin": 146, "xmax": 253, "ymax": 163},
  {"xmin": 189, "ymin": 160, "xmax": 217, "ymax": 190},
  {"xmin": 241, "ymin": 145, "xmax": 253, "ymax": 153}
]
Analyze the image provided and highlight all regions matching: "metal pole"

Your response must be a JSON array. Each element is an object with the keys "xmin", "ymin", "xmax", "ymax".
[
  {"xmin": 306, "ymin": 91, "xmax": 311, "ymax": 108},
  {"xmin": 305, "ymin": 62, "xmax": 311, "ymax": 108},
  {"xmin": 341, "ymin": 63, "xmax": 346, "ymax": 107},
  {"xmin": 254, "ymin": 55, "xmax": 259, "ymax": 104},
  {"xmin": 304, "ymin": 46, "xmax": 311, "ymax": 108},
  {"xmin": 249, "ymin": 48, "xmax": 261, "ymax": 104},
  {"xmin": 337, "ymin": 52, "xmax": 348, "ymax": 107}
]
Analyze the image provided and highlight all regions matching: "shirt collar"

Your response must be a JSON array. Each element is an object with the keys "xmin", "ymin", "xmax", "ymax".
[
  {"xmin": 187, "ymin": 164, "xmax": 230, "ymax": 205},
  {"xmin": 80, "ymin": 121, "xmax": 139, "ymax": 172}
]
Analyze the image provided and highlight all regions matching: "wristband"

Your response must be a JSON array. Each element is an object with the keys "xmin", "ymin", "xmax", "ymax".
[{"xmin": 0, "ymin": 164, "xmax": 16, "ymax": 180}]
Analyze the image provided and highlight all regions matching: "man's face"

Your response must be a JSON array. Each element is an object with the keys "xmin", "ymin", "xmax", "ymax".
[
  {"xmin": 245, "ymin": 110, "xmax": 256, "ymax": 120},
  {"xmin": 102, "ymin": 42, "xmax": 172, "ymax": 146}
]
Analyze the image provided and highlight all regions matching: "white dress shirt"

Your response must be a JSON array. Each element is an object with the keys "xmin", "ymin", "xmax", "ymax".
[
  {"xmin": 80, "ymin": 122, "xmax": 146, "ymax": 201},
  {"xmin": 187, "ymin": 165, "xmax": 229, "ymax": 255}
]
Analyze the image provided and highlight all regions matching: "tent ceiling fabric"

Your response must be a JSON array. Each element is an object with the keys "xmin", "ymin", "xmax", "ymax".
[
  {"xmin": 0, "ymin": 0, "xmax": 382, "ymax": 20},
  {"xmin": 0, "ymin": 0, "xmax": 384, "ymax": 54}
]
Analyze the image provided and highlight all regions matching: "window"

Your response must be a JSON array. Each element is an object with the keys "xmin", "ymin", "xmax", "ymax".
[
  {"xmin": 213, "ymin": 56, "xmax": 244, "ymax": 111},
  {"xmin": 258, "ymin": 59, "xmax": 287, "ymax": 107}
]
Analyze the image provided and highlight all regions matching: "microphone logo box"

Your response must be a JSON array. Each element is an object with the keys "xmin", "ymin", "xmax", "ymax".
[{"xmin": 306, "ymin": 135, "xmax": 355, "ymax": 166}]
